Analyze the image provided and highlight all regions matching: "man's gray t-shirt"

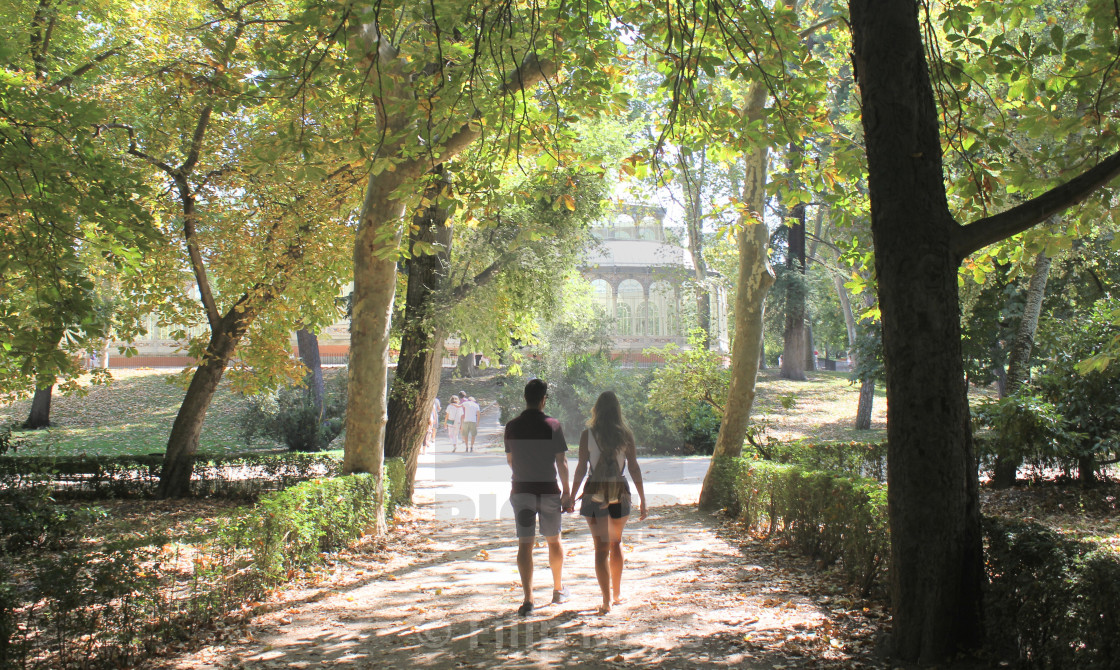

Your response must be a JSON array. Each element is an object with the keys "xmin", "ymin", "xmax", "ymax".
[{"xmin": 504, "ymin": 408, "xmax": 568, "ymax": 495}]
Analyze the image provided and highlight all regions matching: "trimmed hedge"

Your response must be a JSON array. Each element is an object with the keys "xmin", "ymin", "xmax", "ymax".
[
  {"xmin": 710, "ymin": 454, "xmax": 1120, "ymax": 667},
  {"xmin": 764, "ymin": 440, "xmax": 887, "ymax": 482},
  {"xmin": 710, "ymin": 456, "xmax": 889, "ymax": 596},
  {"xmin": 985, "ymin": 517, "xmax": 1120, "ymax": 669},
  {"xmin": 1, "ymin": 465, "xmax": 402, "ymax": 669},
  {"xmin": 0, "ymin": 452, "xmax": 342, "ymax": 499}
]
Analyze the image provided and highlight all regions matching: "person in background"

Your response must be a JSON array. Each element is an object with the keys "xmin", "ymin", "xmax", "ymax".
[
  {"xmin": 460, "ymin": 396, "xmax": 481, "ymax": 452},
  {"xmin": 504, "ymin": 379, "xmax": 571, "ymax": 616},
  {"xmin": 445, "ymin": 395, "xmax": 464, "ymax": 452},
  {"xmin": 423, "ymin": 396, "xmax": 442, "ymax": 454}
]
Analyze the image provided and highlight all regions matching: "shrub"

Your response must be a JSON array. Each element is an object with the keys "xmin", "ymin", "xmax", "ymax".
[
  {"xmin": 239, "ymin": 377, "xmax": 346, "ymax": 452},
  {"xmin": 0, "ymin": 451, "xmax": 342, "ymax": 499},
  {"xmin": 718, "ymin": 457, "xmax": 889, "ymax": 596},
  {"xmin": 984, "ymin": 517, "xmax": 1120, "ymax": 668},
  {"xmin": 218, "ymin": 473, "xmax": 385, "ymax": 589},
  {"xmin": 760, "ymin": 440, "xmax": 887, "ymax": 481},
  {"xmin": 0, "ymin": 469, "xmax": 400, "ymax": 668}
]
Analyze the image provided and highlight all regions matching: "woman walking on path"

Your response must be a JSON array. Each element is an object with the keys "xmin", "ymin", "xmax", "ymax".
[
  {"xmin": 445, "ymin": 395, "xmax": 464, "ymax": 452},
  {"xmin": 570, "ymin": 391, "xmax": 647, "ymax": 615}
]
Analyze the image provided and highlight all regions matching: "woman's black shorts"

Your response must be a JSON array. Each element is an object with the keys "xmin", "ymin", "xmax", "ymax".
[{"xmin": 579, "ymin": 482, "xmax": 632, "ymax": 519}]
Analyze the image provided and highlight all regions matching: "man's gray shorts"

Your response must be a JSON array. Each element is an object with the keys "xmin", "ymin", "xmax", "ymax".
[{"xmin": 510, "ymin": 493, "xmax": 562, "ymax": 540}]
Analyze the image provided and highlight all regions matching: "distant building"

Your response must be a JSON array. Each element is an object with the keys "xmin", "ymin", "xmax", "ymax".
[
  {"xmin": 113, "ymin": 205, "xmax": 728, "ymax": 368},
  {"xmin": 582, "ymin": 204, "xmax": 729, "ymax": 363}
]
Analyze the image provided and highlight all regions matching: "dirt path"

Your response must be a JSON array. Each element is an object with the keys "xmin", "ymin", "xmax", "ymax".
[{"xmin": 161, "ymin": 502, "xmax": 888, "ymax": 669}]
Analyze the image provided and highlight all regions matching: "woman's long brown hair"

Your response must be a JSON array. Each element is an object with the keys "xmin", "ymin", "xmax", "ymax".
[{"xmin": 587, "ymin": 391, "xmax": 635, "ymax": 451}]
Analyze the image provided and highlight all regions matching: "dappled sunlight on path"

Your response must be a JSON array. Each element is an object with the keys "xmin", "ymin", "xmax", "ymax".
[{"xmin": 164, "ymin": 504, "xmax": 884, "ymax": 669}]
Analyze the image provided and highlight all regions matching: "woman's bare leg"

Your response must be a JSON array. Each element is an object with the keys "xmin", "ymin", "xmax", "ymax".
[
  {"xmin": 585, "ymin": 516, "xmax": 611, "ymax": 613},
  {"xmin": 608, "ymin": 515, "xmax": 628, "ymax": 604}
]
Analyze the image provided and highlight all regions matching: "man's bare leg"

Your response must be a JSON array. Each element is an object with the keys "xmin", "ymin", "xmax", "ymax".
[
  {"xmin": 545, "ymin": 534, "xmax": 564, "ymax": 591},
  {"xmin": 517, "ymin": 539, "xmax": 534, "ymax": 612}
]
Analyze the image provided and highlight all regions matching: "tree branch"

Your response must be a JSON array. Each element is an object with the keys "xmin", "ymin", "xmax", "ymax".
[
  {"xmin": 179, "ymin": 103, "xmax": 214, "ymax": 176},
  {"xmin": 953, "ymin": 148, "xmax": 1120, "ymax": 257},
  {"xmin": 429, "ymin": 52, "xmax": 557, "ymax": 167},
  {"xmin": 48, "ymin": 44, "xmax": 130, "ymax": 92}
]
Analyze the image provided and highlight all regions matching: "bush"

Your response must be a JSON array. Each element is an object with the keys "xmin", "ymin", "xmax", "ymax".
[
  {"xmin": 218, "ymin": 473, "xmax": 385, "ymax": 589},
  {"xmin": 0, "ymin": 469, "xmax": 400, "ymax": 669},
  {"xmin": 681, "ymin": 403, "xmax": 721, "ymax": 455},
  {"xmin": 760, "ymin": 440, "xmax": 887, "ymax": 481},
  {"xmin": 239, "ymin": 377, "xmax": 346, "ymax": 452},
  {"xmin": 715, "ymin": 457, "xmax": 889, "ymax": 596},
  {"xmin": 0, "ymin": 451, "xmax": 342, "ymax": 499},
  {"xmin": 984, "ymin": 517, "xmax": 1120, "ymax": 668},
  {"xmin": 0, "ymin": 487, "xmax": 104, "ymax": 552}
]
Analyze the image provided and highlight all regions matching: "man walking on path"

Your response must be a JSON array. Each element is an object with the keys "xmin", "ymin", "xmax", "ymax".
[
  {"xmin": 461, "ymin": 396, "xmax": 481, "ymax": 452},
  {"xmin": 504, "ymin": 379, "xmax": 571, "ymax": 616}
]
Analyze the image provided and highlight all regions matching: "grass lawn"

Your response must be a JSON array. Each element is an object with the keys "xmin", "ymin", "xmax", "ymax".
[
  {"xmin": 752, "ymin": 368, "xmax": 888, "ymax": 443},
  {"xmin": 0, "ymin": 369, "xmax": 286, "ymax": 458}
]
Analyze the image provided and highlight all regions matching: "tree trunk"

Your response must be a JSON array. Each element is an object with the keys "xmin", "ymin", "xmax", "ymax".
[
  {"xmin": 344, "ymin": 170, "xmax": 407, "ymax": 515},
  {"xmin": 993, "ymin": 251, "xmax": 1052, "ymax": 488},
  {"xmin": 1005, "ymin": 251, "xmax": 1051, "ymax": 390},
  {"xmin": 804, "ymin": 320, "xmax": 815, "ymax": 371},
  {"xmin": 23, "ymin": 385, "xmax": 53, "ymax": 429},
  {"xmin": 456, "ymin": 350, "xmax": 477, "ymax": 378},
  {"xmin": 682, "ymin": 148, "xmax": 712, "ymax": 348},
  {"xmin": 296, "ymin": 328, "xmax": 325, "ymax": 420},
  {"xmin": 834, "ymin": 274, "xmax": 858, "ymax": 357},
  {"xmin": 700, "ymin": 81, "xmax": 774, "ymax": 509},
  {"xmin": 855, "ymin": 378, "xmax": 874, "ymax": 430},
  {"xmin": 759, "ymin": 339, "xmax": 767, "ymax": 370},
  {"xmin": 157, "ymin": 313, "xmax": 250, "ymax": 498},
  {"xmin": 781, "ymin": 203, "xmax": 807, "ymax": 380},
  {"xmin": 850, "ymin": 0, "xmax": 984, "ymax": 660},
  {"xmin": 99, "ymin": 338, "xmax": 111, "ymax": 370},
  {"xmin": 385, "ymin": 173, "xmax": 453, "ymax": 501}
]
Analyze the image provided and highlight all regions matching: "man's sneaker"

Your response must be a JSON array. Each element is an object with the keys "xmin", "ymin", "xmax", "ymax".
[{"xmin": 551, "ymin": 587, "xmax": 570, "ymax": 604}]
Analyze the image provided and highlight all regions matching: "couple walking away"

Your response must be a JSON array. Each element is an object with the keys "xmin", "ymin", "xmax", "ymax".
[{"xmin": 504, "ymin": 378, "xmax": 648, "ymax": 616}]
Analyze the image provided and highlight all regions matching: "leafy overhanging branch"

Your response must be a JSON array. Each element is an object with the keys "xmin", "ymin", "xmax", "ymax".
[{"xmin": 953, "ymin": 148, "xmax": 1120, "ymax": 257}]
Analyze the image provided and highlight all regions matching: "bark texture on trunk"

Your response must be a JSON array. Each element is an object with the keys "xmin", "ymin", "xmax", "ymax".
[
  {"xmin": 993, "ymin": 251, "xmax": 1052, "ymax": 488},
  {"xmin": 158, "ymin": 314, "xmax": 249, "ymax": 498},
  {"xmin": 855, "ymin": 378, "xmax": 875, "ymax": 430},
  {"xmin": 344, "ymin": 172, "xmax": 407, "ymax": 493},
  {"xmin": 700, "ymin": 82, "xmax": 774, "ymax": 509},
  {"xmin": 781, "ymin": 204, "xmax": 807, "ymax": 380},
  {"xmin": 384, "ymin": 176, "xmax": 453, "ymax": 502},
  {"xmin": 297, "ymin": 328, "xmax": 325, "ymax": 420},
  {"xmin": 850, "ymin": 0, "xmax": 984, "ymax": 660},
  {"xmin": 23, "ymin": 385, "xmax": 53, "ymax": 429}
]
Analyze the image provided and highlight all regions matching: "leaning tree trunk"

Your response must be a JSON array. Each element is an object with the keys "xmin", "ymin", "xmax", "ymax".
[
  {"xmin": 850, "ymin": 0, "xmax": 984, "ymax": 660},
  {"xmin": 157, "ymin": 309, "xmax": 254, "ymax": 498},
  {"xmin": 699, "ymin": 81, "xmax": 774, "ymax": 509},
  {"xmin": 296, "ymin": 328, "xmax": 325, "ymax": 420},
  {"xmin": 385, "ymin": 173, "xmax": 453, "ymax": 501},
  {"xmin": 23, "ymin": 385, "xmax": 54, "ymax": 429},
  {"xmin": 781, "ymin": 203, "xmax": 807, "ymax": 380},
  {"xmin": 993, "ymin": 251, "xmax": 1052, "ymax": 487}
]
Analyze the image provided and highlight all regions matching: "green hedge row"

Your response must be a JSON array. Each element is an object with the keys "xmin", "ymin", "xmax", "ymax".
[
  {"xmin": 708, "ymin": 456, "xmax": 889, "ymax": 596},
  {"xmin": 709, "ymin": 454, "xmax": 1120, "ymax": 668},
  {"xmin": 0, "ymin": 459, "xmax": 407, "ymax": 669},
  {"xmin": 762, "ymin": 440, "xmax": 887, "ymax": 482},
  {"xmin": 985, "ymin": 517, "xmax": 1120, "ymax": 669},
  {"xmin": 0, "ymin": 452, "xmax": 342, "ymax": 499}
]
